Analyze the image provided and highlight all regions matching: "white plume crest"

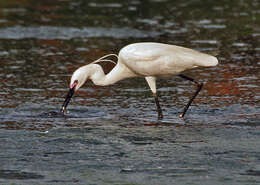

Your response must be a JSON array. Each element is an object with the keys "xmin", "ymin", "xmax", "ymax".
[{"xmin": 91, "ymin": 53, "xmax": 118, "ymax": 65}]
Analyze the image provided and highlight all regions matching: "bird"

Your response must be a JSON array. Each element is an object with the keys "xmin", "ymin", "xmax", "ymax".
[{"xmin": 61, "ymin": 42, "xmax": 218, "ymax": 119}]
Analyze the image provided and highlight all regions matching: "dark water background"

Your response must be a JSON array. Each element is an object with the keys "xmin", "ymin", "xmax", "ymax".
[{"xmin": 0, "ymin": 0, "xmax": 259, "ymax": 184}]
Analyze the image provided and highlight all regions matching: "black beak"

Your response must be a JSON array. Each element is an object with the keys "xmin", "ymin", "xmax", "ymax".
[{"xmin": 61, "ymin": 87, "xmax": 75, "ymax": 113}]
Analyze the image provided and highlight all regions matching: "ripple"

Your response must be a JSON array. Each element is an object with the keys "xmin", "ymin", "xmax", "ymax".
[
  {"xmin": 0, "ymin": 26, "xmax": 160, "ymax": 40},
  {"xmin": 191, "ymin": 40, "xmax": 218, "ymax": 44},
  {"xmin": 88, "ymin": 2, "xmax": 122, "ymax": 8},
  {"xmin": 252, "ymin": 33, "xmax": 260, "ymax": 37},
  {"xmin": 120, "ymin": 167, "xmax": 208, "ymax": 175},
  {"xmin": 0, "ymin": 19, "xmax": 7, "ymax": 23},
  {"xmin": 0, "ymin": 51, "xmax": 8, "ymax": 56},
  {"xmin": 2, "ymin": 8, "xmax": 26, "ymax": 13},
  {"xmin": 0, "ymin": 170, "xmax": 44, "ymax": 180},
  {"xmin": 243, "ymin": 170, "xmax": 260, "ymax": 176},
  {"xmin": 232, "ymin": 42, "xmax": 249, "ymax": 47},
  {"xmin": 200, "ymin": 24, "xmax": 226, "ymax": 29}
]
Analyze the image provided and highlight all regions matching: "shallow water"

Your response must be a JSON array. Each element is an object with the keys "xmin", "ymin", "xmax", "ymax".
[{"xmin": 0, "ymin": 0, "xmax": 259, "ymax": 184}]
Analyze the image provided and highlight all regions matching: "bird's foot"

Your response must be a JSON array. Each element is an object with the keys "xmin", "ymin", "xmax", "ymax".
[{"xmin": 179, "ymin": 113, "xmax": 184, "ymax": 118}]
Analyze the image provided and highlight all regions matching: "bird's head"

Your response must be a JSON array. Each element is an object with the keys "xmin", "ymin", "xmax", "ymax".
[{"xmin": 61, "ymin": 65, "xmax": 90, "ymax": 113}]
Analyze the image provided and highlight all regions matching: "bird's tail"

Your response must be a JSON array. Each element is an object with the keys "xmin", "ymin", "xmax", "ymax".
[{"xmin": 197, "ymin": 55, "xmax": 219, "ymax": 67}]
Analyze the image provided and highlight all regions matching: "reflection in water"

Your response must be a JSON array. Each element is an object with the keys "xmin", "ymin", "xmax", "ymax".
[{"xmin": 0, "ymin": 0, "xmax": 259, "ymax": 184}]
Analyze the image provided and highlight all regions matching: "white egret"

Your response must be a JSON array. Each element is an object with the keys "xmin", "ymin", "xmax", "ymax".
[{"xmin": 61, "ymin": 42, "xmax": 218, "ymax": 119}]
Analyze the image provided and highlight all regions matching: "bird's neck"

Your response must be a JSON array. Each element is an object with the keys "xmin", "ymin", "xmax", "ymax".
[{"xmin": 89, "ymin": 63, "xmax": 136, "ymax": 86}]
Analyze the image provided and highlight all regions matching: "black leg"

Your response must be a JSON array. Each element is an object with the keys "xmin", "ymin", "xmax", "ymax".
[
  {"xmin": 178, "ymin": 74, "xmax": 203, "ymax": 118},
  {"xmin": 153, "ymin": 93, "xmax": 163, "ymax": 120}
]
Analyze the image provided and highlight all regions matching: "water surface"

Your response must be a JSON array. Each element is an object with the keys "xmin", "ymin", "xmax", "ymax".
[{"xmin": 0, "ymin": 0, "xmax": 259, "ymax": 184}]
